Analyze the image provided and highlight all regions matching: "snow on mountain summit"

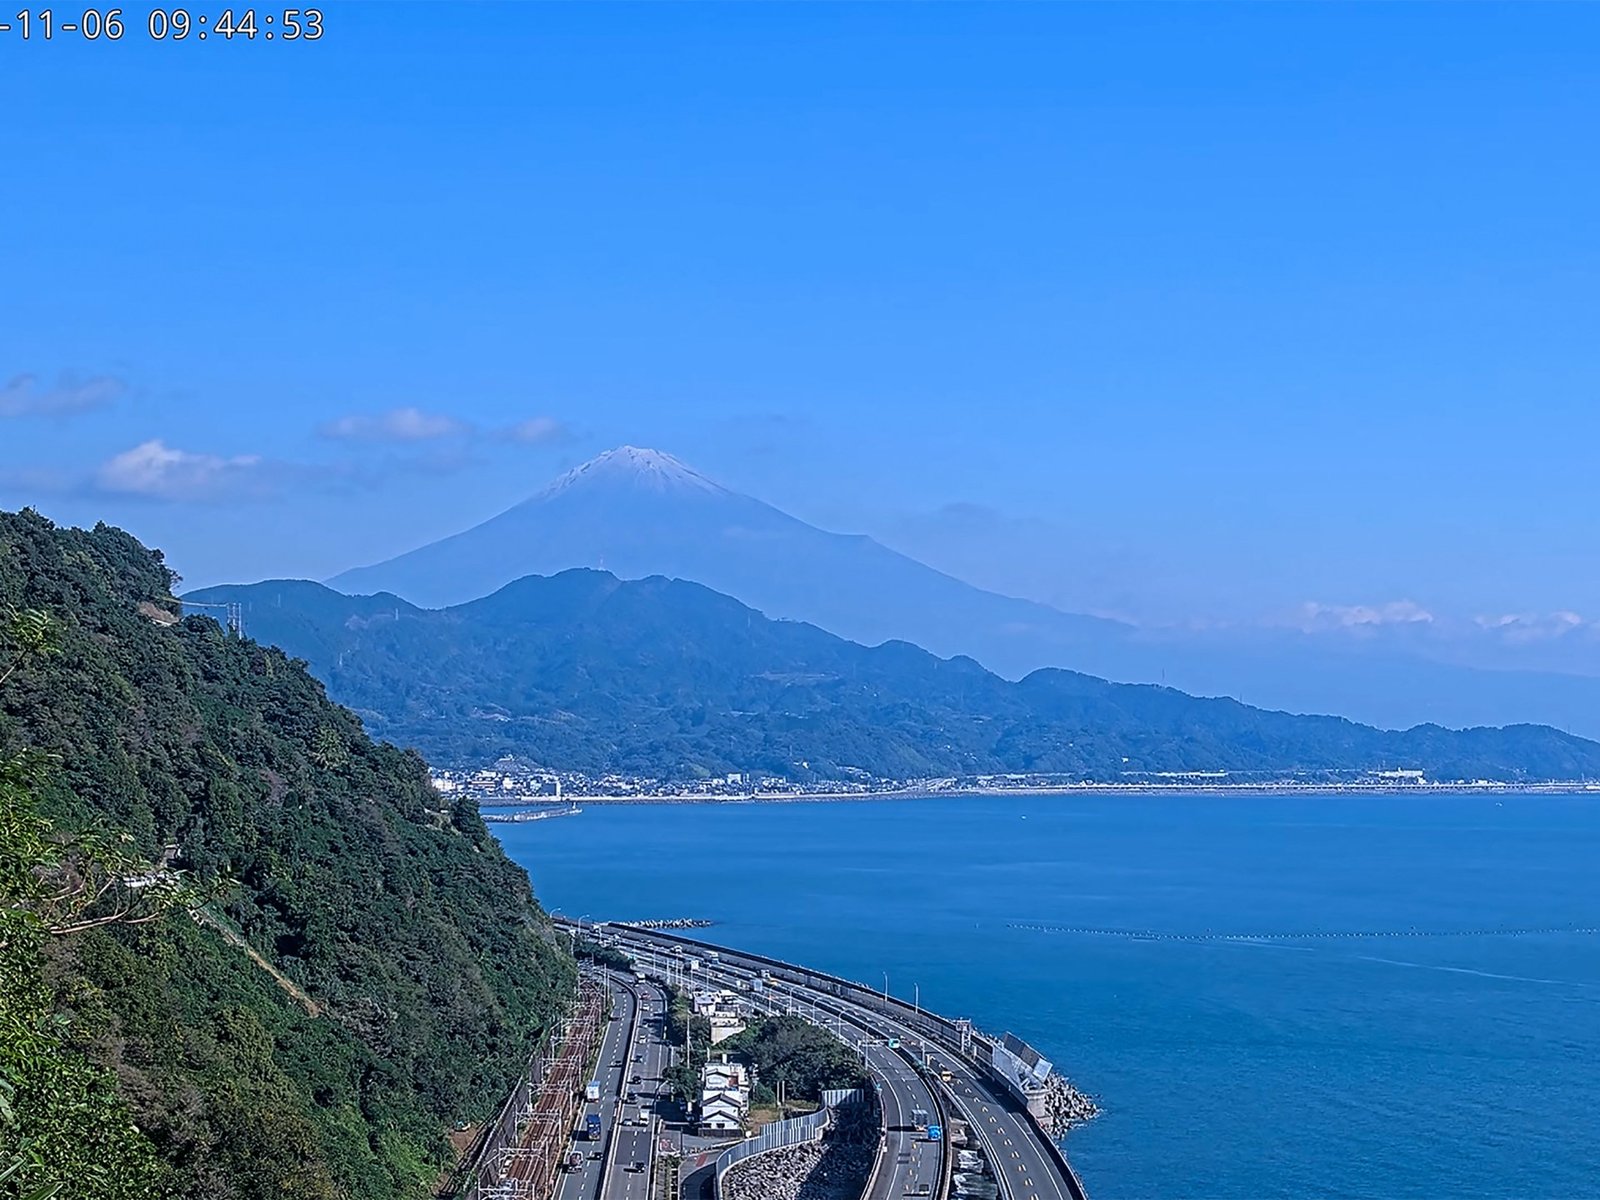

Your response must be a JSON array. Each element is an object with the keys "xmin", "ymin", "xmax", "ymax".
[{"xmin": 536, "ymin": 446, "xmax": 728, "ymax": 499}]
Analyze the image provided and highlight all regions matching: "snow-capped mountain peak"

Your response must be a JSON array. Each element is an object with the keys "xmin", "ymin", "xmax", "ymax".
[{"xmin": 537, "ymin": 446, "xmax": 728, "ymax": 499}]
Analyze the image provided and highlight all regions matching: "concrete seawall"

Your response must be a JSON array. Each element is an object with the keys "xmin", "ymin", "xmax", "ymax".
[{"xmin": 588, "ymin": 921, "xmax": 1090, "ymax": 1200}]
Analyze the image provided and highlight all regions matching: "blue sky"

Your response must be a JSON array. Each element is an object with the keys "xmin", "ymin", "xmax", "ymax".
[{"xmin": 3, "ymin": 2, "xmax": 1598, "ymax": 631}]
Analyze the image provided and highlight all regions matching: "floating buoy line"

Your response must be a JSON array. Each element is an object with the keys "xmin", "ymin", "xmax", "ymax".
[{"xmin": 1007, "ymin": 921, "xmax": 1600, "ymax": 942}]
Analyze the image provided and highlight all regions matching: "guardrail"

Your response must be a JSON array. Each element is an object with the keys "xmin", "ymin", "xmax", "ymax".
[
  {"xmin": 713, "ymin": 1110, "xmax": 829, "ymax": 1194},
  {"xmin": 1022, "ymin": 1107, "xmax": 1091, "ymax": 1200},
  {"xmin": 713, "ymin": 1089, "xmax": 867, "ymax": 1197}
]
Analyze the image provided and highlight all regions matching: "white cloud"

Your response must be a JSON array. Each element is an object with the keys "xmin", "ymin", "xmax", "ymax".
[
  {"xmin": 320, "ymin": 406, "xmax": 469, "ymax": 443},
  {"xmin": 1289, "ymin": 600, "xmax": 1436, "ymax": 633},
  {"xmin": 1472, "ymin": 610, "xmax": 1591, "ymax": 643},
  {"xmin": 1, "ymin": 371, "xmax": 126, "ymax": 417},
  {"xmin": 499, "ymin": 416, "xmax": 571, "ymax": 445},
  {"xmin": 94, "ymin": 440, "xmax": 267, "ymax": 502}
]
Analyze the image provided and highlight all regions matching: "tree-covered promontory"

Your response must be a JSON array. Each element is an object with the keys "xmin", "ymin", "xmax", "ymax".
[{"xmin": 0, "ymin": 508, "xmax": 573, "ymax": 1199}]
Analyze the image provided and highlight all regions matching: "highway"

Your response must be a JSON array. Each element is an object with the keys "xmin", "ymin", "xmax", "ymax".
[
  {"xmin": 627, "ymin": 943, "xmax": 946, "ymax": 1200},
  {"xmin": 724, "ymin": 966, "xmax": 942, "ymax": 1200},
  {"xmin": 762, "ymin": 972, "xmax": 1079, "ymax": 1200},
  {"xmin": 554, "ymin": 973, "xmax": 680, "ymax": 1200},
  {"xmin": 603, "ymin": 927, "xmax": 1086, "ymax": 1200},
  {"xmin": 604, "ymin": 977, "xmax": 673, "ymax": 1200},
  {"xmin": 554, "ymin": 976, "xmax": 637, "ymax": 1200},
  {"xmin": 861, "ymin": 1040, "xmax": 943, "ymax": 1200}
]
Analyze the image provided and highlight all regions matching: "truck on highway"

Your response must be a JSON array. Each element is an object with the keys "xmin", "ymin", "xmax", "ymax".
[
  {"xmin": 584, "ymin": 1080, "xmax": 602, "ymax": 1102},
  {"xmin": 584, "ymin": 1113, "xmax": 603, "ymax": 1140}
]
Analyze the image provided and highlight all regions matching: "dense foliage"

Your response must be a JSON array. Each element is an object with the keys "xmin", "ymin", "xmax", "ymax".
[
  {"xmin": 573, "ymin": 936, "xmax": 634, "ymax": 972},
  {"xmin": 723, "ymin": 1017, "xmax": 871, "ymax": 1105},
  {"xmin": 188, "ymin": 571, "xmax": 1600, "ymax": 782},
  {"xmin": 661, "ymin": 984, "xmax": 866, "ymax": 1110},
  {"xmin": 0, "ymin": 510, "xmax": 574, "ymax": 1199},
  {"xmin": 1, "ymin": 755, "xmax": 167, "ymax": 1200}
]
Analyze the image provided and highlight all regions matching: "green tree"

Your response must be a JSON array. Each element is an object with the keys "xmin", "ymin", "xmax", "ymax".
[
  {"xmin": 0, "ymin": 510, "xmax": 575, "ymax": 1198},
  {"xmin": 0, "ymin": 609, "xmax": 169, "ymax": 1200}
]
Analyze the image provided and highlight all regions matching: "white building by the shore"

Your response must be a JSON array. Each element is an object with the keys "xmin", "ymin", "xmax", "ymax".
[{"xmin": 699, "ymin": 1056, "xmax": 750, "ymax": 1135}]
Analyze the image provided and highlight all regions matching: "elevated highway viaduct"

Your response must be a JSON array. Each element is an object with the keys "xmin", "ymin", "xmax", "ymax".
[
  {"xmin": 588, "ymin": 922, "xmax": 1089, "ymax": 1200},
  {"xmin": 737, "ymin": 977, "xmax": 944, "ymax": 1200}
]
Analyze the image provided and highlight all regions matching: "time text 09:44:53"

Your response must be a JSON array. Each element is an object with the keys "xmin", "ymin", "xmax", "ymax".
[{"xmin": 1, "ymin": 9, "xmax": 323, "ymax": 40}]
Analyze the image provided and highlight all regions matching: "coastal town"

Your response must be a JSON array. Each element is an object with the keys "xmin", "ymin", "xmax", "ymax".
[{"xmin": 429, "ymin": 758, "xmax": 1598, "ymax": 807}]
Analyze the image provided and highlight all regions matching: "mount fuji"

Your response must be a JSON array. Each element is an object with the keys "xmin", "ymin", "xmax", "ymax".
[
  {"xmin": 323, "ymin": 446, "xmax": 1600, "ymax": 735},
  {"xmin": 327, "ymin": 446, "xmax": 1130, "ymax": 676}
]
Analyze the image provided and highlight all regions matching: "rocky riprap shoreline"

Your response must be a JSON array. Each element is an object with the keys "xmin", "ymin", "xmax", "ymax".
[
  {"xmin": 722, "ymin": 1098, "xmax": 876, "ymax": 1200},
  {"xmin": 1041, "ymin": 1074, "xmax": 1100, "ymax": 1135},
  {"xmin": 720, "ymin": 1138, "xmax": 873, "ymax": 1200},
  {"xmin": 615, "ymin": 917, "xmax": 715, "ymax": 929}
]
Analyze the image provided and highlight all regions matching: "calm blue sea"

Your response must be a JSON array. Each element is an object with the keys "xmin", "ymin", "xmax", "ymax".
[{"xmin": 493, "ymin": 794, "xmax": 1600, "ymax": 1199}]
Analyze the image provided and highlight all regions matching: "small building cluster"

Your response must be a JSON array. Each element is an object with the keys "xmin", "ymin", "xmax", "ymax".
[{"xmin": 692, "ymin": 988, "xmax": 748, "ymax": 1045}]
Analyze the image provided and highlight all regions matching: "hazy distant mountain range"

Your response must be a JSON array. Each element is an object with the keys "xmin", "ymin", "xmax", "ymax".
[
  {"xmin": 323, "ymin": 447, "xmax": 1600, "ymax": 737},
  {"xmin": 185, "ymin": 570, "xmax": 1600, "ymax": 781}
]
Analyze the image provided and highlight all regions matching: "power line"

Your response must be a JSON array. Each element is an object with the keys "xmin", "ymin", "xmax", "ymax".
[{"xmin": 178, "ymin": 599, "xmax": 244, "ymax": 638}]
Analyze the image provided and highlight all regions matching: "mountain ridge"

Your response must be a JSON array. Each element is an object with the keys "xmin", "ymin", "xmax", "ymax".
[{"xmin": 189, "ymin": 569, "xmax": 1600, "ymax": 783}]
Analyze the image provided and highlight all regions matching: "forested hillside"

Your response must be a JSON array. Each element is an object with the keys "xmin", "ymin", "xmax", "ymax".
[
  {"xmin": 0, "ymin": 509, "xmax": 573, "ymax": 1200},
  {"xmin": 189, "ymin": 570, "xmax": 1600, "ymax": 782}
]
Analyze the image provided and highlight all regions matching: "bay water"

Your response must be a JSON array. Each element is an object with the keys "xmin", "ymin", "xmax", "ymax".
[{"xmin": 494, "ymin": 793, "xmax": 1600, "ymax": 1199}]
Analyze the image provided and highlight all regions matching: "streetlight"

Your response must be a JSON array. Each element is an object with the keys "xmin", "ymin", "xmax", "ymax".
[{"xmin": 882, "ymin": 971, "xmax": 889, "ymax": 1002}]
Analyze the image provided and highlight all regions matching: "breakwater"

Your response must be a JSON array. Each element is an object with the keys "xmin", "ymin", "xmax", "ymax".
[
  {"xmin": 614, "ymin": 917, "xmax": 715, "ymax": 930},
  {"xmin": 1041, "ymin": 1075, "xmax": 1100, "ymax": 1135},
  {"xmin": 480, "ymin": 802, "xmax": 582, "ymax": 823}
]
